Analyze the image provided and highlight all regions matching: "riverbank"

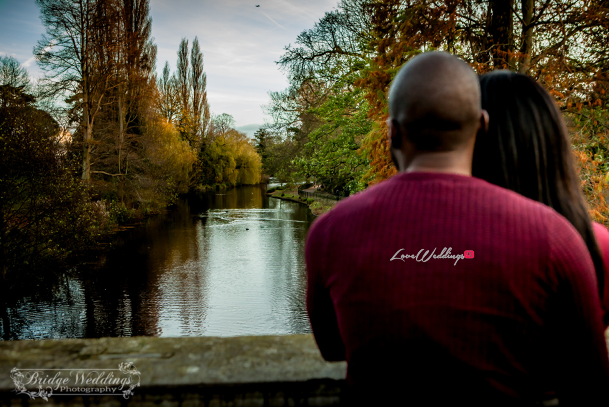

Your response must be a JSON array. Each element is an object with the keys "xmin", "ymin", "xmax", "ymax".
[
  {"xmin": 266, "ymin": 186, "xmax": 336, "ymax": 216},
  {"xmin": 193, "ymin": 178, "xmax": 270, "ymax": 193}
]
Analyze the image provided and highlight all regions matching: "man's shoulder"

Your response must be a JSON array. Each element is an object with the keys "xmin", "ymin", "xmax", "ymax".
[
  {"xmin": 313, "ymin": 172, "xmax": 578, "ymax": 237},
  {"xmin": 322, "ymin": 172, "xmax": 562, "ymax": 218}
]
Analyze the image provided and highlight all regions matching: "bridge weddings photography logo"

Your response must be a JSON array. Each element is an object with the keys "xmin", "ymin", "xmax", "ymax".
[
  {"xmin": 391, "ymin": 248, "xmax": 474, "ymax": 266},
  {"xmin": 10, "ymin": 362, "xmax": 140, "ymax": 401}
]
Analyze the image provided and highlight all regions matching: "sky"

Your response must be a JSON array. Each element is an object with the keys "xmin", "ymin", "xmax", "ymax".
[{"xmin": 0, "ymin": 0, "xmax": 339, "ymax": 136}]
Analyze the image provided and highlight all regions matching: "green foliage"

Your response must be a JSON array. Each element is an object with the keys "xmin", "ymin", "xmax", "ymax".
[
  {"xmin": 293, "ymin": 81, "xmax": 371, "ymax": 195},
  {"xmin": 254, "ymin": 128, "xmax": 272, "ymax": 173},
  {"xmin": 107, "ymin": 201, "xmax": 136, "ymax": 224},
  {"xmin": 266, "ymin": 1, "xmax": 374, "ymax": 191},
  {"xmin": 569, "ymin": 107, "xmax": 609, "ymax": 222},
  {"xmin": 264, "ymin": 133, "xmax": 305, "ymax": 184}
]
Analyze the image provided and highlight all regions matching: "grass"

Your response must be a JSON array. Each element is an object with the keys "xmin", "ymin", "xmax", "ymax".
[
  {"xmin": 308, "ymin": 200, "xmax": 337, "ymax": 216},
  {"xmin": 267, "ymin": 187, "xmax": 337, "ymax": 216}
]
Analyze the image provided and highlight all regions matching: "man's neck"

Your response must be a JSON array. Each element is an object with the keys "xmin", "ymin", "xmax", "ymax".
[{"xmin": 403, "ymin": 150, "xmax": 472, "ymax": 176}]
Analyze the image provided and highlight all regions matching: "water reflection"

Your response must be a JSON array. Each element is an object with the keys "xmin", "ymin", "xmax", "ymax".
[{"xmin": 1, "ymin": 186, "xmax": 315, "ymax": 339}]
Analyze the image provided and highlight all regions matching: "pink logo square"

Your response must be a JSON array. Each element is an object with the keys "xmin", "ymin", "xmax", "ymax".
[{"xmin": 464, "ymin": 250, "xmax": 474, "ymax": 259}]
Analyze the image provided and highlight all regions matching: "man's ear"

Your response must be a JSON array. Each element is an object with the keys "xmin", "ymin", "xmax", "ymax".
[
  {"xmin": 387, "ymin": 118, "xmax": 402, "ymax": 149},
  {"xmin": 480, "ymin": 109, "xmax": 489, "ymax": 133}
]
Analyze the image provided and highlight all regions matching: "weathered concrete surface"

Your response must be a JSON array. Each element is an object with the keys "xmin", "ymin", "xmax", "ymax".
[{"xmin": 0, "ymin": 334, "xmax": 347, "ymax": 406}]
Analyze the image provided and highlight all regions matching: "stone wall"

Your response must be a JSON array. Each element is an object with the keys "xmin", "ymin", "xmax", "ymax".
[{"xmin": 0, "ymin": 334, "xmax": 346, "ymax": 406}]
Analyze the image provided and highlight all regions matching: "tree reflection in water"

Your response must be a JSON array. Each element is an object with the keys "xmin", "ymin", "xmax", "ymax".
[{"xmin": 1, "ymin": 186, "xmax": 315, "ymax": 340}]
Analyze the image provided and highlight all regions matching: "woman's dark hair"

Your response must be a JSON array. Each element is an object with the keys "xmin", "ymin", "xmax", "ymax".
[{"xmin": 472, "ymin": 70, "xmax": 605, "ymax": 301}]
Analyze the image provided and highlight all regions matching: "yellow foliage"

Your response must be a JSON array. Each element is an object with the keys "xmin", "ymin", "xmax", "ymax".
[
  {"xmin": 200, "ymin": 129, "xmax": 261, "ymax": 186},
  {"xmin": 146, "ymin": 118, "xmax": 197, "ymax": 193}
]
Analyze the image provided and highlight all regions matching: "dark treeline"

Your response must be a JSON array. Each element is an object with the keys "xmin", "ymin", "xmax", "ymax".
[
  {"xmin": 261, "ymin": 0, "xmax": 609, "ymax": 204},
  {"xmin": 0, "ymin": 0, "xmax": 261, "ymax": 281}
]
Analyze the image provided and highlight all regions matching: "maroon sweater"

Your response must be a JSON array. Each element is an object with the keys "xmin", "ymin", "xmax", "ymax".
[
  {"xmin": 306, "ymin": 171, "xmax": 609, "ymax": 405},
  {"xmin": 593, "ymin": 222, "xmax": 609, "ymax": 323}
]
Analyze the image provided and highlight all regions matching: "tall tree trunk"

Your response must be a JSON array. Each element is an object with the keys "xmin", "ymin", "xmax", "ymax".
[
  {"xmin": 519, "ymin": 0, "xmax": 535, "ymax": 74},
  {"xmin": 475, "ymin": 6, "xmax": 493, "ymax": 65},
  {"xmin": 82, "ymin": 87, "xmax": 91, "ymax": 180},
  {"xmin": 489, "ymin": 0, "xmax": 514, "ymax": 69},
  {"xmin": 81, "ymin": 0, "xmax": 92, "ymax": 181},
  {"xmin": 118, "ymin": 85, "xmax": 125, "ymax": 201},
  {"xmin": 118, "ymin": 86, "xmax": 124, "ymax": 173}
]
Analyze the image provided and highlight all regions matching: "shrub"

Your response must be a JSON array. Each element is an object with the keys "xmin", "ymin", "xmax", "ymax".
[
  {"xmin": 108, "ymin": 201, "xmax": 135, "ymax": 224},
  {"xmin": 0, "ymin": 85, "xmax": 101, "ymax": 277}
]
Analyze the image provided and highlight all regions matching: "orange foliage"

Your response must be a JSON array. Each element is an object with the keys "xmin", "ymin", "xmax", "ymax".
[
  {"xmin": 355, "ymin": 0, "xmax": 609, "ymax": 197},
  {"xmin": 355, "ymin": 0, "xmax": 456, "ymax": 185}
]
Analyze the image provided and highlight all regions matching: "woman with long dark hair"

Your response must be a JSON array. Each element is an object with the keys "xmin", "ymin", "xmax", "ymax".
[{"xmin": 472, "ymin": 70, "xmax": 609, "ymax": 325}]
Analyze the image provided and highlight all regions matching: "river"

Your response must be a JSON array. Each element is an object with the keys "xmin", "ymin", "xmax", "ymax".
[{"xmin": 0, "ymin": 185, "xmax": 316, "ymax": 340}]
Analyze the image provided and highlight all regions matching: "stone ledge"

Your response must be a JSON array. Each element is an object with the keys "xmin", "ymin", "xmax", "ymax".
[{"xmin": 0, "ymin": 334, "xmax": 346, "ymax": 406}]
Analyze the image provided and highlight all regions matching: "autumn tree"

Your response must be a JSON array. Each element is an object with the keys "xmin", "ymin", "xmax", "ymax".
[
  {"xmin": 35, "ymin": 0, "xmax": 120, "ymax": 180},
  {"xmin": 196, "ymin": 114, "xmax": 262, "ymax": 187},
  {"xmin": 113, "ymin": 0, "xmax": 157, "ymax": 178},
  {"xmin": 157, "ymin": 62, "xmax": 178, "ymax": 123},
  {"xmin": 166, "ymin": 37, "xmax": 210, "ymax": 148},
  {"xmin": 176, "ymin": 38, "xmax": 192, "ymax": 143},
  {"xmin": 274, "ymin": 0, "xmax": 609, "ymax": 193},
  {"xmin": 354, "ymin": 0, "xmax": 456, "ymax": 185},
  {"xmin": 191, "ymin": 37, "xmax": 210, "ymax": 141}
]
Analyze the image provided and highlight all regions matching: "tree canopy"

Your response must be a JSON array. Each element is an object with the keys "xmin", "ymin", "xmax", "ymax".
[
  {"xmin": 1, "ymin": 0, "xmax": 264, "ymax": 278},
  {"xmin": 264, "ymin": 0, "xmax": 609, "ymax": 213}
]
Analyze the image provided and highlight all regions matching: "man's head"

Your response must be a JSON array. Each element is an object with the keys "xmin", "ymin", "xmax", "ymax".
[{"xmin": 387, "ymin": 51, "xmax": 487, "ymax": 172}]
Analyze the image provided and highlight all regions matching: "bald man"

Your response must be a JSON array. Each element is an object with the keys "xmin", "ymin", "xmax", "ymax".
[{"xmin": 305, "ymin": 52, "xmax": 609, "ymax": 406}]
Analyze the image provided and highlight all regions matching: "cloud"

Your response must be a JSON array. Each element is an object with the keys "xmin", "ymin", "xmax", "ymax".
[
  {"xmin": 150, "ymin": 0, "xmax": 339, "ymax": 127},
  {"xmin": 260, "ymin": 11, "xmax": 285, "ymax": 30},
  {"xmin": 1, "ymin": 0, "xmax": 340, "ymax": 125},
  {"xmin": 269, "ymin": 0, "xmax": 324, "ymax": 21},
  {"xmin": 21, "ymin": 55, "xmax": 36, "ymax": 68}
]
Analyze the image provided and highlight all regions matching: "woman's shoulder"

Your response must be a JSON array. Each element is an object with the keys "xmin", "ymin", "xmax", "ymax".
[{"xmin": 592, "ymin": 221, "xmax": 609, "ymax": 256}]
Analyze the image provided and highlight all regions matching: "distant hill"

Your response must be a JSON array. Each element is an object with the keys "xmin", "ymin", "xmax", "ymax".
[{"xmin": 235, "ymin": 123, "xmax": 263, "ymax": 138}]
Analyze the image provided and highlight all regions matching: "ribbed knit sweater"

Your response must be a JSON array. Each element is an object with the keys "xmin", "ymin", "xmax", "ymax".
[
  {"xmin": 306, "ymin": 171, "xmax": 609, "ymax": 406},
  {"xmin": 593, "ymin": 222, "xmax": 609, "ymax": 323}
]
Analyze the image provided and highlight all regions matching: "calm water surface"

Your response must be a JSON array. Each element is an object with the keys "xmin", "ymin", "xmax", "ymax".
[{"xmin": 1, "ymin": 185, "xmax": 315, "ymax": 340}]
